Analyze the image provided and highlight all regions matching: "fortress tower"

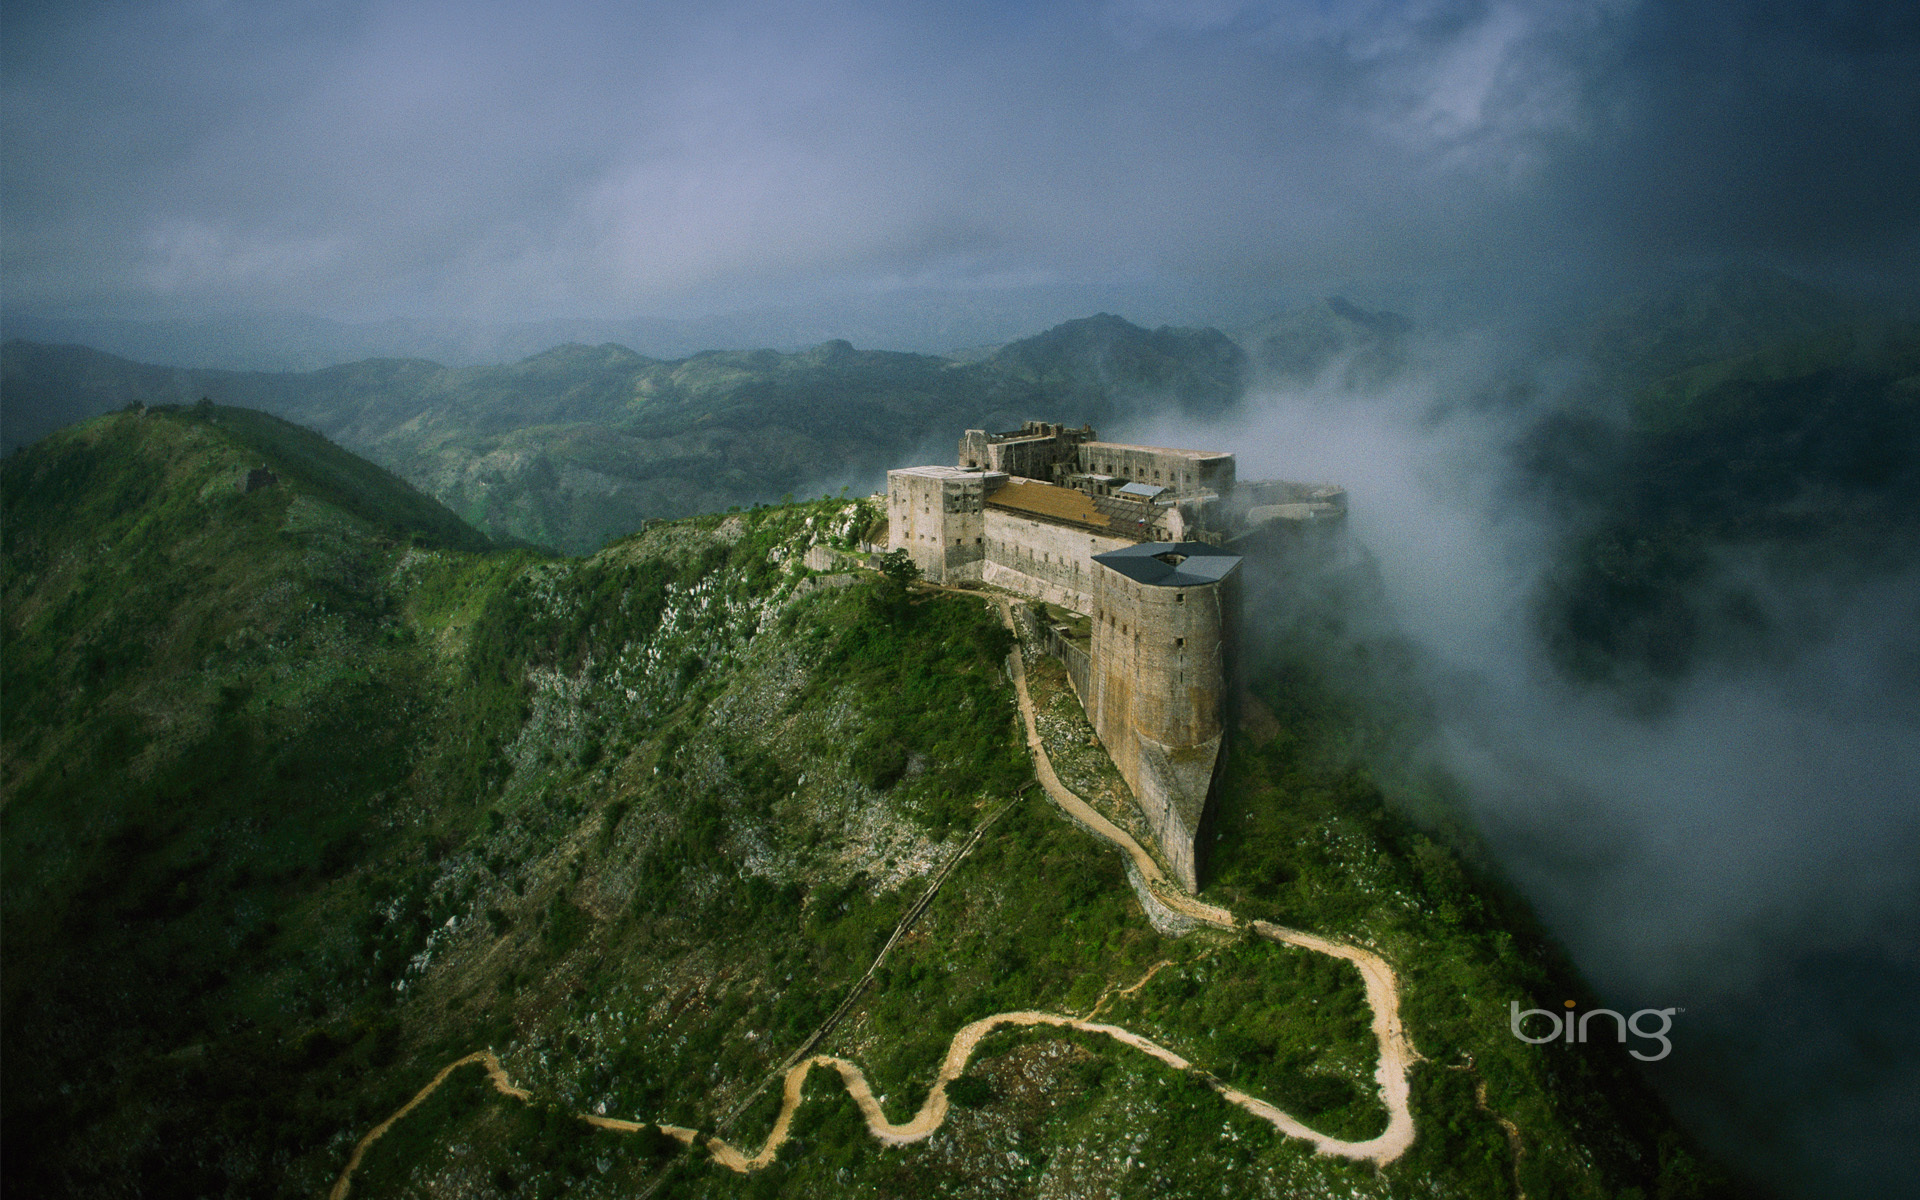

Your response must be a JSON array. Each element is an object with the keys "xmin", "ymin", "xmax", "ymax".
[
  {"xmin": 1086, "ymin": 543, "xmax": 1240, "ymax": 891},
  {"xmin": 886, "ymin": 465, "xmax": 994, "ymax": 583}
]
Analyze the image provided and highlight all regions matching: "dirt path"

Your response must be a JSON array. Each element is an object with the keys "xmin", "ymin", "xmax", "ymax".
[
  {"xmin": 328, "ymin": 589, "xmax": 1419, "ymax": 1195},
  {"xmin": 993, "ymin": 596, "xmax": 1418, "ymax": 1164},
  {"xmin": 328, "ymin": 1052, "xmax": 529, "ymax": 1200}
]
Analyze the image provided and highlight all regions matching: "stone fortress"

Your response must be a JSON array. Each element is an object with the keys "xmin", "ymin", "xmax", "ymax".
[{"xmin": 887, "ymin": 422, "xmax": 1344, "ymax": 890}]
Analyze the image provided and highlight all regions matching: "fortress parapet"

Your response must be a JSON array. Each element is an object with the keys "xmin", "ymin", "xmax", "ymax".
[{"xmin": 887, "ymin": 465, "xmax": 1001, "ymax": 583}]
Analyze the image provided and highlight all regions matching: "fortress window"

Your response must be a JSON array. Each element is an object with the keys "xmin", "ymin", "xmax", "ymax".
[
  {"xmin": 1176, "ymin": 637, "xmax": 1185, "ymax": 648},
  {"xmin": 1175, "ymin": 592, "xmax": 1184, "ymax": 602}
]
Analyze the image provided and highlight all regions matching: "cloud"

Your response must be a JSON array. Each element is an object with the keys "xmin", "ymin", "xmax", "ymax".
[
  {"xmin": 2, "ymin": 0, "xmax": 1914, "ymax": 322},
  {"xmin": 1114, "ymin": 326, "xmax": 1920, "ymax": 1195}
]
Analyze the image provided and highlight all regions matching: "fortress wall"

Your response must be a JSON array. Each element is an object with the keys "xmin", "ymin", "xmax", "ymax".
[
  {"xmin": 959, "ymin": 430, "xmax": 992, "ymax": 469},
  {"xmin": 991, "ymin": 438, "xmax": 1065, "ymax": 480},
  {"xmin": 887, "ymin": 468, "xmax": 990, "ymax": 583},
  {"xmin": 1077, "ymin": 444, "xmax": 1235, "ymax": 495},
  {"xmin": 981, "ymin": 509, "xmax": 1133, "ymax": 614},
  {"xmin": 1087, "ymin": 560, "xmax": 1237, "ymax": 890},
  {"xmin": 962, "ymin": 424, "xmax": 1092, "ymax": 481},
  {"xmin": 1043, "ymin": 625, "xmax": 1093, "ymax": 703}
]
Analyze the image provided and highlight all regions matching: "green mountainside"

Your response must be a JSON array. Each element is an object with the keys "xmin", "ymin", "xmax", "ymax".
[
  {"xmin": 3, "ymin": 314, "xmax": 1245, "ymax": 555},
  {"xmin": 2, "ymin": 407, "xmax": 1728, "ymax": 1199},
  {"xmin": 1523, "ymin": 323, "xmax": 1920, "ymax": 696},
  {"xmin": 1571, "ymin": 266, "xmax": 1864, "ymax": 388}
]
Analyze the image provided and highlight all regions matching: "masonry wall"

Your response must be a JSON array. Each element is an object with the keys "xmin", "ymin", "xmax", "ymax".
[
  {"xmin": 1076, "ymin": 444, "xmax": 1235, "ymax": 495},
  {"xmin": 961, "ymin": 424, "xmax": 1092, "ymax": 481},
  {"xmin": 1043, "ymin": 624, "xmax": 1093, "ymax": 705},
  {"xmin": 887, "ymin": 470, "xmax": 988, "ymax": 583},
  {"xmin": 1086, "ymin": 562, "xmax": 1238, "ymax": 891},
  {"xmin": 980, "ymin": 509, "xmax": 1134, "ymax": 613}
]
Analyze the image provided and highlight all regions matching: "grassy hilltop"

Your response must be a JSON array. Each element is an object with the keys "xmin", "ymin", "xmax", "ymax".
[{"xmin": 1, "ymin": 405, "xmax": 1728, "ymax": 1198}]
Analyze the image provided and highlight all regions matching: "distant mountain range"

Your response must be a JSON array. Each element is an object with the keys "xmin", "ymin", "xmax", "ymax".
[
  {"xmin": 3, "ymin": 266, "xmax": 1891, "ymax": 561},
  {"xmin": 0, "ymin": 280, "xmax": 1311, "ymax": 373},
  {"xmin": 3, "ymin": 312, "xmax": 1262, "ymax": 553}
]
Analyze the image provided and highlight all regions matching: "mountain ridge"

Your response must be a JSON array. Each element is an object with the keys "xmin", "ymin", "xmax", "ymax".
[{"xmin": 3, "ymin": 312, "xmax": 1252, "ymax": 553}]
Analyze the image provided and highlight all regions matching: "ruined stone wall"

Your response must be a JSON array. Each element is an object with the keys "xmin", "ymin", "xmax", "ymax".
[
  {"xmin": 980, "ymin": 509, "xmax": 1133, "ymax": 613},
  {"xmin": 1044, "ymin": 624, "xmax": 1093, "ymax": 704},
  {"xmin": 1086, "ymin": 560, "xmax": 1238, "ymax": 890},
  {"xmin": 961, "ymin": 424, "xmax": 1092, "ymax": 482},
  {"xmin": 959, "ymin": 430, "xmax": 993, "ymax": 470}
]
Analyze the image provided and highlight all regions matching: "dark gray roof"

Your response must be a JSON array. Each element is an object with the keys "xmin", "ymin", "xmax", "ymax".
[
  {"xmin": 1092, "ymin": 542, "xmax": 1241, "ymax": 587},
  {"xmin": 1115, "ymin": 481, "xmax": 1166, "ymax": 498}
]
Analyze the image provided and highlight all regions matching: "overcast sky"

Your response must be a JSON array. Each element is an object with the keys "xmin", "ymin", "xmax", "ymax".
[{"xmin": 4, "ymin": 0, "xmax": 1917, "ymax": 323}]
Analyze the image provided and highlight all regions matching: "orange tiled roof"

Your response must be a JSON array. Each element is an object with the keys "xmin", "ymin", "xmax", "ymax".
[
  {"xmin": 988, "ymin": 478, "xmax": 1104, "ymax": 524},
  {"xmin": 987, "ymin": 478, "xmax": 1152, "ymax": 539}
]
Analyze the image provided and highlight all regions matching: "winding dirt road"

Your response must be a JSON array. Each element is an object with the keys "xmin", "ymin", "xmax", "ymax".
[
  {"xmin": 328, "ymin": 592, "xmax": 1418, "ymax": 1196},
  {"xmin": 993, "ymin": 597, "xmax": 1417, "ymax": 1164}
]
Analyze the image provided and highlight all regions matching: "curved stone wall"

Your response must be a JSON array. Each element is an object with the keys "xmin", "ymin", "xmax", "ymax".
[{"xmin": 1087, "ymin": 545, "xmax": 1239, "ymax": 890}]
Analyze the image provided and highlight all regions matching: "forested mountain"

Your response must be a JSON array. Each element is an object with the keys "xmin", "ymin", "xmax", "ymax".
[
  {"xmin": 2, "ymin": 314, "xmax": 1246, "ymax": 554},
  {"xmin": 1516, "ymin": 308, "xmax": 1920, "ymax": 702},
  {"xmin": 0, "ymin": 405, "xmax": 1729, "ymax": 1198},
  {"xmin": 1233, "ymin": 297, "xmax": 1413, "ymax": 390},
  {"xmin": 1568, "ymin": 265, "xmax": 1867, "ymax": 388}
]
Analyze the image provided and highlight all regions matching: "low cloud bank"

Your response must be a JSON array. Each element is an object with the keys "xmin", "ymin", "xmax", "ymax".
[{"xmin": 1121, "ymin": 341, "xmax": 1920, "ymax": 1197}]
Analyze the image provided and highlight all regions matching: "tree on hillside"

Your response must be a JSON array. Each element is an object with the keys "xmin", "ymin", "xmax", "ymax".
[{"xmin": 875, "ymin": 548, "xmax": 920, "ymax": 618}]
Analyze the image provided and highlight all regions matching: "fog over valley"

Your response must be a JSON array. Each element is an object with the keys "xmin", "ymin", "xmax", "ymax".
[{"xmin": 1117, "ymin": 314, "xmax": 1920, "ymax": 1195}]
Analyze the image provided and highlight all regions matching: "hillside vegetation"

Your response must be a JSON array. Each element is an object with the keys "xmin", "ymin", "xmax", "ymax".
[{"xmin": 1, "ymin": 407, "xmax": 1729, "ymax": 1199}]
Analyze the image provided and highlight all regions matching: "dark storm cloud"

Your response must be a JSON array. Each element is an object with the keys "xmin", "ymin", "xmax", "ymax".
[{"xmin": 3, "ymin": 0, "xmax": 1915, "ymax": 322}]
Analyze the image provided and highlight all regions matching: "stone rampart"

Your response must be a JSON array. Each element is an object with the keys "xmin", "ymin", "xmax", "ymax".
[
  {"xmin": 1077, "ymin": 442, "xmax": 1235, "ymax": 496},
  {"xmin": 888, "ymin": 425, "xmax": 1266, "ymax": 891},
  {"xmin": 887, "ymin": 466, "xmax": 998, "ymax": 583},
  {"xmin": 980, "ymin": 509, "xmax": 1134, "ymax": 613},
  {"xmin": 1086, "ymin": 544, "xmax": 1240, "ymax": 891}
]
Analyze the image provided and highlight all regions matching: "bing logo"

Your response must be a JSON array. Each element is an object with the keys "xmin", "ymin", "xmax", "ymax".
[{"xmin": 1510, "ymin": 999, "xmax": 1676, "ymax": 1061}]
